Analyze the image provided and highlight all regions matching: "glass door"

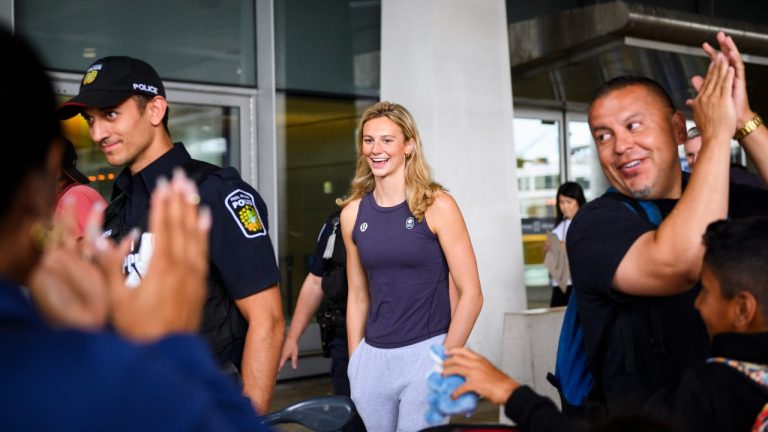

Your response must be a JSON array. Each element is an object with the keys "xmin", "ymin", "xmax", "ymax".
[
  {"xmin": 52, "ymin": 76, "xmax": 255, "ymax": 201},
  {"xmin": 514, "ymin": 111, "xmax": 562, "ymax": 309}
]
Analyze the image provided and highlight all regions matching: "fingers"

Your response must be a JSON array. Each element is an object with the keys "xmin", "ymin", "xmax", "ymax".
[
  {"xmin": 691, "ymin": 75, "xmax": 704, "ymax": 93},
  {"xmin": 702, "ymin": 41, "xmax": 717, "ymax": 62},
  {"xmin": 450, "ymin": 381, "xmax": 474, "ymax": 400},
  {"xmin": 56, "ymin": 197, "xmax": 79, "ymax": 249},
  {"xmin": 81, "ymin": 201, "xmax": 107, "ymax": 261},
  {"xmin": 169, "ymin": 169, "xmax": 189, "ymax": 269},
  {"xmin": 102, "ymin": 230, "xmax": 137, "ymax": 308}
]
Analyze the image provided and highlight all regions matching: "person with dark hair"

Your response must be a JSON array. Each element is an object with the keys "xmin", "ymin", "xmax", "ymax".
[
  {"xmin": 563, "ymin": 31, "xmax": 768, "ymax": 415},
  {"xmin": 546, "ymin": 181, "xmax": 587, "ymax": 307},
  {"xmin": 58, "ymin": 56, "xmax": 284, "ymax": 413},
  {"xmin": 55, "ymin": 138, "xmax": 106, "ymax": 239},
  {"xmin": 439, "ymin": 217, "xmax": 768, "ymax": 432},
  {"xmin": 644, "ymin": 216, "xmax": 768, "ymax": 431},
  {"xmin": 0, "ymin": 27, "xmax": 269, "ymax": 431}
]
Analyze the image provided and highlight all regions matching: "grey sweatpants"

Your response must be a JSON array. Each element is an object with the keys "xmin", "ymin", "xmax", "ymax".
[{"xmin": 347, "ymin": 334, "xmax": 447, "ymax": 432}]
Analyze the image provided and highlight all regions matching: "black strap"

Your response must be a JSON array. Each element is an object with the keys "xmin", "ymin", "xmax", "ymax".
[{"xmin": 601, "ymin": 191, "xmax": 668, "ymax": 374}]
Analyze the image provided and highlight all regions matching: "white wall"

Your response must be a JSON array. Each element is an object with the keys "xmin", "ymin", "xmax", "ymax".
[{"xmin": 381, "ymin": 0, "xmax": 526, "ymax": 365}]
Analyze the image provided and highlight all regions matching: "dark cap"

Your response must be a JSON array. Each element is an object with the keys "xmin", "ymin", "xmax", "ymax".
[
  {"xmin": 61, "ymin": 138, "xmax": 90, "ymax": 185},
  {"xmin": 58, "ymin": 56, "xmax": 165, "ymax": 119}
]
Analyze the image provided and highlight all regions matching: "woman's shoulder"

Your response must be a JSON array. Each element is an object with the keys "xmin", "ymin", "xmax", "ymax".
[
  {"xmin": 340, "ymin": 197, "xmax": 363, "ymax": 222},
  {"xmin": 429, "ymin": 190, "xmax": 459, "ymax": 212},
  {"xmin": 424, "ymin": 190, "xmax": 463, "ymax": 231}
]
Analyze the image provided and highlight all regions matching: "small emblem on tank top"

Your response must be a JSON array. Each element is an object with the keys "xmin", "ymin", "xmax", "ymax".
[
  {"xmin": 360, "ymin": 222, "xmax": 368, "ymax": 232},
  {"xmin": 406, "ymin": 217, "xmax": 415, "ymax": 230}
]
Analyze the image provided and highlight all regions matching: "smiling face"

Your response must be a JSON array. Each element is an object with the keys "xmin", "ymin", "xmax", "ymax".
[
  {"xmin": 361, "ymin": 116, "xmax": 413, "ymax": 180},
  {"xmin": 81, "ymin": 96, "xmax": 168, "ymax": 174},
  {"xmin": 588, "ymin": 85, "xmax": 686, "ymax": 200}
]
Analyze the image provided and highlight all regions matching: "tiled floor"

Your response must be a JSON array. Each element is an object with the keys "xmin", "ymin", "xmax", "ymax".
[{"xmin": 270, "ymin": 375, "xmax": 501, "ymax": 431}]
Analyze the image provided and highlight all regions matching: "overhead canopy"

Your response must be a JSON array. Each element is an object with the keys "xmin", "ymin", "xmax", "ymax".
[{"xmin": 508, "ymin": 1, "xmax": 768, "ymax": 114}]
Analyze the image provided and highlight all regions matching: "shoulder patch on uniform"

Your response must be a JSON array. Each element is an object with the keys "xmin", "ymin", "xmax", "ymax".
[{"xmin": 225, "ymin": 189, "xmax": 266, "ymax": 238}]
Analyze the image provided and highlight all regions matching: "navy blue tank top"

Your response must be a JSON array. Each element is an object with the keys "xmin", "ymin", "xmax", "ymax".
[{"xmin": 352, "ymin": 193, "xmax": 451, "ymax": 348}]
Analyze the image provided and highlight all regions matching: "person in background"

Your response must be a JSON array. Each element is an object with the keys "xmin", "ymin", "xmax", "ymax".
[
  {"xmin": 546, "ymin": 182, "xmax": 586, "ymax": 307},
  {"xmin": 0, "ymin": 26, "xmax": 269, "ymax": 431},
  {"xmin": 54, "ymin": 138, "xmax": 106, "ymax": 239},
  {"xmin": 685, "ymin": 125, "xmax": 765, "ymax": 188},
  {"xmin": 58, "ymin": 55, "xmax": 284, "ymax": 412},
  {"xmin": 564, "ymin": 31, "xmax": 768, "ymax": 414},
  {"xmin": 683, "ymin": 126, "xmax": 702, "ymax": 169},
  {"xmin": 279, "ymin": 209, "xmax": 366, "ymax": 432},
  {"xmin": 339, "ymin": 101, "xmax": 483, "ymax": 431}
]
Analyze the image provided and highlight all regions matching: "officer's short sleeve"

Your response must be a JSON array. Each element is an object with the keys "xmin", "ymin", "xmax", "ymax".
[
  {"xmin": 566, "ymin": 197, "xmax": 654, "ymax": 300},
  {"xmin": 200, "ymin": 168, "xmax": 281, "ymax": 299},
  {"xmin": 309, "ymin": 219, "xmax": 332, "ymax": 277}
]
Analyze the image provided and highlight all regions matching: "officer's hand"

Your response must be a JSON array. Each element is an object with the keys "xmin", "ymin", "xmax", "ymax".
[
  {"xmin": 27, "ymin": 199, "xmax": 130, "ymax": 330},
  {"xmin": 280, "ymin": 338, "xmax": 300, "ymax": 369},
  {"xmin": 110, "ymin": 169, "xmax": 211, "ymax": 341}
]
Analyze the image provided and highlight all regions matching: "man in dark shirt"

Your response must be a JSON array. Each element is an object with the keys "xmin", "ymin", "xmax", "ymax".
[
  {"xmin": 566, "ymin": 33, "xmax": 768, "ymax": 410},
  {"xmin": 437, "ymin": 32, "xmax": 768, "ymax": 431},
  {"xmin": 59, "ymin": 56, "xmax": 284, "ymax": 413}
]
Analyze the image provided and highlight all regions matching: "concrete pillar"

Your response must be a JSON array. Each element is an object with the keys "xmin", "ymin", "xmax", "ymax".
[
  {"xmin": 381, "ymin": 0, "xmax": 526, "ymax": 365},
  {"xmin": 500, "ymin": 308, "xmax": 566, "ymax": 422}
]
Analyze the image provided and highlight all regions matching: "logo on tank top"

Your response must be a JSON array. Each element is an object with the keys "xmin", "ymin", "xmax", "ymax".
[
  {"xmin": 406, "ymin": 217, "xmax": 415, "ymax": 230},
  {"xmin": 360, "ymin": 222, "xmax": 368, "ymax": 232}
]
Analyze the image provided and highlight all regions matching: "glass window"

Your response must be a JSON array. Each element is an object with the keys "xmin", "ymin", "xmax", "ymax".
[
  {"xmin": 514, "ymin": 117, "xmax": 561, "ymax": 308},
  {"xmin": 16, "ymin": 0, "xmax": 256, "ymax": 86},
  {"xmin": 274, "ymin": 0, "xmax": 380, "ymax": 96},
  {"xmin": 567, "ymin": 120, "xmax": 608, "ymax": 201},
  {"xmin": 276, "ymin": 94, "xmax": 372, "ymax": 315},
  {"xmin": 59, "ymin": 96, "xmax": 239, "ymax": 200}
]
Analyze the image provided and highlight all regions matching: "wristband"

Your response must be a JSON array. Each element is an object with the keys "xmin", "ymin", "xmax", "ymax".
[{"xmin": 734, "ymin": 113, "xmax": 763, "ymax": 140}]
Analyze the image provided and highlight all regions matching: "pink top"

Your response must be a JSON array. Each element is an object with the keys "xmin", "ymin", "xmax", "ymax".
[{"xmin": 55, "ymin": 184, "xmax": 107, "ymax": 239}]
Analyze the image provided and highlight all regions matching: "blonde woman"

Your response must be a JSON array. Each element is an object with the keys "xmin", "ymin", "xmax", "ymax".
[{"xmin": 338, "ymin": 102, "xmax": 483, "ymax": 431}]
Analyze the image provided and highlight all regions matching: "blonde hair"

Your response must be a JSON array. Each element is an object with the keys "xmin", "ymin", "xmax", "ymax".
[{"xmin": 336, "ymin": 101, "xmax": 442, "ymax": 221}]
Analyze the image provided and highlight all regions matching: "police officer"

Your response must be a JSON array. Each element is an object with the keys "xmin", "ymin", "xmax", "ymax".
[
  {"xmin": 280, "ymin": 209, "xmax": 365, "ymax": 432},
  {"xmin": 58, "ymin": 56, "xmax": 284, "ymax": 413}
]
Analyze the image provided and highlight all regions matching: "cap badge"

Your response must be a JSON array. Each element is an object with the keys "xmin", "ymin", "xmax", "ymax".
[{"xmin": 82, "ymin": 64, "xmax": 102, "ymax": 85}]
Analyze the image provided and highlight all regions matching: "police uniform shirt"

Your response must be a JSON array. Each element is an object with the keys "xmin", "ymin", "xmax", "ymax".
[
  {"xmin": 111, "ymin": 143, "xmax": 280, "ymax": 299},
  {"xmin": 309, "ymin": 213, "xmax": 336, "ymax": 277}
]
